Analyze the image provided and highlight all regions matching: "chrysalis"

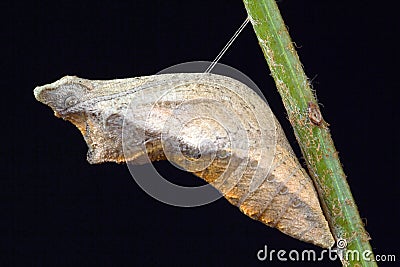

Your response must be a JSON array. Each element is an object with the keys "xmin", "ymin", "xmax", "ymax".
[{"xmin": 34, "ymin": 72, "xmax": 334, "ymax": 248}]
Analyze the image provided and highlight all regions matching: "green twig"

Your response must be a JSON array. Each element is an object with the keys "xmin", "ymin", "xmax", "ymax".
[{"xmin": 242, "ymin": 0, "xmax": 376, "ymax": 266}]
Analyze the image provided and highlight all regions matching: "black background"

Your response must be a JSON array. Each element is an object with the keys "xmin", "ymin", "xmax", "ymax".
[{"xmin": 3, "ymin": 0, "xmax": 398, "ymax": 266}]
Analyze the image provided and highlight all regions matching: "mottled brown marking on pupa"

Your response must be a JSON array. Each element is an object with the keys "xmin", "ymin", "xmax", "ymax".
[{"xmin": 34, "ymin": 73, "xmax": 334, "ymax": 248}]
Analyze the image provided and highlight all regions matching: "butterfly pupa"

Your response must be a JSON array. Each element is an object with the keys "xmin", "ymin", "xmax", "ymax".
[{"xmin": 34, "ymin": 73, "xmax": 335, "ymax": 248}]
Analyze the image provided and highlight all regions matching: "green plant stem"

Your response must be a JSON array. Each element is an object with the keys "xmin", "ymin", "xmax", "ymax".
[{"xmin": 242, "ymin": 0, "xmax": 376, "ymax": 266}]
